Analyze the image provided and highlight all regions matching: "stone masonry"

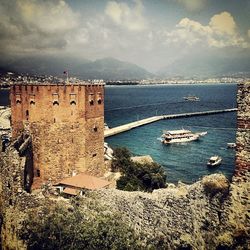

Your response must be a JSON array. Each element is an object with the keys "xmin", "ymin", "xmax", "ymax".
[
  {"xmin": 235, "ymin": 82, "xmax": 250, "ymax": 176},
  {"xmin": 0, "ymin": 82, "xmax": 249, "ymax": 249},
  {"xmin": 10, "ymin": 83, "xmax": 104, "ymax": 189}
]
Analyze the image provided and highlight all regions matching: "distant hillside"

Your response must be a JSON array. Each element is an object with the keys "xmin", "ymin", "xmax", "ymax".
[
  {"xmin": 157, "ymin": 54, "xmax": 250, "ymax": 78},
  {"xmin": 0, "ymin": 57, "xmax": 154, "ymax": 80}
]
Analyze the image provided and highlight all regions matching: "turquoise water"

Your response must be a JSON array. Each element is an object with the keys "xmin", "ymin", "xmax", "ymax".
[
  {"xmin": 104, "ymin": 84, "xmax": 237, "ymax": 183},
  {"xmin": 0, "ymin": 84, "xmax": 237, "ymax": 183}
]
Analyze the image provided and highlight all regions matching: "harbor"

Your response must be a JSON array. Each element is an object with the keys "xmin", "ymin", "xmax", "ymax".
[{"xmin": 104, "ymin": 108, "xmax": 237, "ymax": 138}]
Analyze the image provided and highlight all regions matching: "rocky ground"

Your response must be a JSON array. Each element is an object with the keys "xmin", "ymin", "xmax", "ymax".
[
  {"xmin": 83, "ymin": 173, "xmax": 249, "ymax": 249},
  {"xmin": 1, "ymin": 146, "xmax": 249, "ymax": 249}
]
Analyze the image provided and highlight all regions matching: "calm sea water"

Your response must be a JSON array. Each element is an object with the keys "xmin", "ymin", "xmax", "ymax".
[
  {"xmin": 104, "ymin": 84, "xmax": 237, "ymax": 183},
  {"xmin": 0, "ymin": 84, "xmax": 237, "ymax": 183}
]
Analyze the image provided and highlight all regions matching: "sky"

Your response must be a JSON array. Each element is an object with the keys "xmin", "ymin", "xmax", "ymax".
[{"xmin": 0, "ymin": 0, "xmax": 249, "ymax": 72}]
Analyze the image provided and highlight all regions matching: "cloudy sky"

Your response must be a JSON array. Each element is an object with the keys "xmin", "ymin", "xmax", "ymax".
[{"xmin": 0, "ymin": 0, "xmax": 249, "ymax": 72}]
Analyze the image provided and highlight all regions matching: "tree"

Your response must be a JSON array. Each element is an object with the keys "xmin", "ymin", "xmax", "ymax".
[
  {"xmin": 111, "ymin": 147, "xmax": 133, "ymax": 173},
  {"xmin": 112, "ymin": 147, "xmax": 166, "ymax": 192}
]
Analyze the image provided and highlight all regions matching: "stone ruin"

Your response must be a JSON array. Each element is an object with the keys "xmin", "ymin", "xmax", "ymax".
[{"xmin": 0, "ymin": 82, "xmax": 249, "ymax": 249}]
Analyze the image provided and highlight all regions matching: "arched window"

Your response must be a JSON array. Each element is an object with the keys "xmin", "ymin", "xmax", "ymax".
[
  {"xmin": 16, "ymin": 94, "xmax": 21, "ymax": 104},
  {"xmin": 53, "ymin": 101, "xmax": 59, "ymax": 106},
  {"xmin": 89, "ymin": 93, "xmax": 94, "ymax": 105},
  {"xmin": 97, "ymin": 92, "xmax": 102, "ymax": 104}
]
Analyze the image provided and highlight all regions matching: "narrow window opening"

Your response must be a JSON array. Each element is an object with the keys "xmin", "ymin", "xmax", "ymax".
[
  {"xmin": 26, "ymin": 110, "xmax": 29, "ymax": 120},
  {"xmin": 97, "ymin": 92, "xmax": 102, "ymax": 105},
  {"xmin": 92, "ymin": 153, "xmax": 97, "ymax": 157},
  {"xmin": 30, "ymin": 101, "xmax": 35, "ymax": 105},
  {"xmin": 52, "ymin": 93, "xmax": 59, "ymax": 105},
  {"xmin": 16, "ymin": 94, "xmax": 21, "ymax": 104},
  {"xmin": 53, "ymin": 101, "xmax": 59, "ymax": 106},
  {"xmin": 93, "ymin": 126, "xmax": 98, "ymax": 132},
  {"xmin": 70, "ymin": 100, "xmax": 76, "ymax": 105},
  {"xmin": 36, "ymin": 169, "xmax": 40, "ymax": 177},
  {"xmin": 54, "ymin": 118, "xmax": 56, "ymax": 123},
  {"xmin": 89, "ymin": 93, "xmax": 94, "ymax": 105}
]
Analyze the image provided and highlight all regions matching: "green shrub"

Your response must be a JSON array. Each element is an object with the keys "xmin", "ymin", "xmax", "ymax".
[
  {"xmin": 112, "ymin": 147, "xmax": 166, "ymax": 192},
  {"xmin": 20, "ymin": 201, "xmax": 143, "ymax": 250}
]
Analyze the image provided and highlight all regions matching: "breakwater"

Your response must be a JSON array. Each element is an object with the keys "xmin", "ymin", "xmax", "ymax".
[{"xmin": 104, "ymin": 108, "xmax": 237, "ymax": 137}]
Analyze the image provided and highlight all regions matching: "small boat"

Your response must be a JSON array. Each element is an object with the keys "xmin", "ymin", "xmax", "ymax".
[
  {"xmin": 161, "ymin": 129, "xmax": 207, "ymax": 144},
  {"xmin": 183, "ymin": 96, "xmax": 200, "ymax": 101},
  {"xmin": 207, "ymin": 156, "xmax": 222, "ymax": 167},
  {"xmin": 227, "ymin": 143, "xmax": 236, "ymax": 149}
]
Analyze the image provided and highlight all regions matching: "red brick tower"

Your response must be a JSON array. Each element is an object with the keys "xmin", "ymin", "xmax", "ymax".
[{"xmin": 10, "ymin": 82, "xmax": 104, "ymax": 189}]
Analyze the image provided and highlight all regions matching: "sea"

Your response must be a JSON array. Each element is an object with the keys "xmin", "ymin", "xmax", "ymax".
[{"xmin": 0, "ymin": 83, "xmax": 237, "ymax": 184}]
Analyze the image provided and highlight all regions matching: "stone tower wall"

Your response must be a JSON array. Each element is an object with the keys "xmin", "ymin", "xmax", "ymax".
[
  {"xmin": 235, "ymin": 82, "xmax": 250, "ymax": 176},
  {"xmin": 10, "ymin": 83, "xmax": 104, "ymax": 189}
]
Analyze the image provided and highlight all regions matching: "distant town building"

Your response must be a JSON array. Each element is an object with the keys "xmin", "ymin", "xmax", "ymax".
[{"xmin": 10, "ymin": 82, "xmax": 105, "ymax": 190}]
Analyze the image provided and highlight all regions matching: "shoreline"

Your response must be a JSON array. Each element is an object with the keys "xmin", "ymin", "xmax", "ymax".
[{"xmin": 105, "ymin": 82, "xmax": 238, "ymax": 87}]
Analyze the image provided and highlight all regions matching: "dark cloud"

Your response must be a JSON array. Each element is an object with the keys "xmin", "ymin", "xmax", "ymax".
[
  {"xmin": 0, "ymin": 0, "xmax": 79, "ymax": 55},
  {"xmin": 0, "ymin": 0, "xmax": 249, "ymax": 72}
]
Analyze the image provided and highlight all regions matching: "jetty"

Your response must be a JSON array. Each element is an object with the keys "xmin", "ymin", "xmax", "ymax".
[{"xmin": 104, "ymin": 108, "xmax": 237, "ymax": 138}]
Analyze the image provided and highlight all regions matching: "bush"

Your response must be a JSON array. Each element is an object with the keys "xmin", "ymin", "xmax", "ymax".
[
  {"xmin": 202, "ymin": 174, "xmax": 229, "ymax": 196},
  {"xmin": 20, "ymin": 200, "xmax": 143, "ymax": 250},
  {"xmin": 112, "ymin": 147, "xmax": 166, "ymax": 192}
]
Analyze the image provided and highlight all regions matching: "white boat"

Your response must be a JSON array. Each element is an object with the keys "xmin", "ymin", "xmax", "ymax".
[
  {"xmin": 161, "ymin": 129, "xmax": 207, "ymax": 144},
  {"xmin": 207, "ymin": 156, "xmax": 222, "ymax": 167},
  {"xmin": 227, "ymin": 143, "xmax": 236, "ymax": 149},
  {"xmin": 183, "ymin": 96, "xmax": 200, "ymax": 101}
]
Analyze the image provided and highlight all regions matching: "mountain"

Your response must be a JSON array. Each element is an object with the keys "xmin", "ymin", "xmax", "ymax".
[
  {"xmin": 157, "ymin": 53, "xmax": 250, "ymax": 78},
  {"xmin": 0, "ymin": 56, "xmax": 153, "ymax": 80},
  {"xmin": 81, "ymin": 57, "xmax": 154, "ymax": 80}
]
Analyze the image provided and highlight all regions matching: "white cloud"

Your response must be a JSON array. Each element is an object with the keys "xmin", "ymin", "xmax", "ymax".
[
  {"xmin": 164, "ymin": 12, "xmax": 249, "ymax": 48},
  {"xmin": 209, "ymin": 12, "xmax": 236, "ymax": 36},
  {"xmin": 177, "ymin": 0, "xmax": 206, "ymax": 11},
  {"xmin": 105, "ymin": 0, "xmax": 147, "ymax": 31}
]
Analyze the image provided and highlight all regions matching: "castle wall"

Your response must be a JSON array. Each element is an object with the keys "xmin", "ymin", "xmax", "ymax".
[
  {"xmin": 235, "ymin": 82, "xmax": 250, "ymax": 176},
  {"xmin": 10, "ymin": 83, "xmax": 104, "ymax": 189}
]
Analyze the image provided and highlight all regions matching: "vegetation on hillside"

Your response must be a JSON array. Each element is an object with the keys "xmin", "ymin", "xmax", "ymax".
[
  {"xmin": 20, "ymin": 199, "xmax": 144, "ymax": 250},
  {"xmin": 111, "ymin": 147, "xmax": 166, "ymax": 192}
]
